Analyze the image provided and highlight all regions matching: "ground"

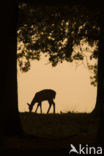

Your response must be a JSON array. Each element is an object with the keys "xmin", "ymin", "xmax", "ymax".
[{"xmin": 1, "ymin": 112, "xmax": 100, "ymax": 154}]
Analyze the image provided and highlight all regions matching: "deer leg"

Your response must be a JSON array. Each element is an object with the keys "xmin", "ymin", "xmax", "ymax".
[
  {"xmin": 52, "ymin": 100, "xmax": 55, "ymax": 113},
  {"xmin": 40, "ymin": 103, "xmax": 42, "ymax": 114},
  {"xmin": 35, "ymin": 104, "xmax": 39, "ymax": 113},
  {"xmin": 47, "ymin": 102, "xmax": 52, "ymax": 114}
]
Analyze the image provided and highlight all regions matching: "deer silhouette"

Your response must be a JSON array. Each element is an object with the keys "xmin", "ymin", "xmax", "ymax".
[{"xmin": 27, "ymin": 89, "xmax": 56, "ymax": 114}]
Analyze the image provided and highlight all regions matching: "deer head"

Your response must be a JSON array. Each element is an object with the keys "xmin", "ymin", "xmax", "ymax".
[{"xmin": 27, "ymin": 103, "xmax": 32, "ymax": 112}]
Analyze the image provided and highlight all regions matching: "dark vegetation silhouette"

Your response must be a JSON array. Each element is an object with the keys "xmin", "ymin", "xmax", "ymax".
[
  {"xmin": 1, "ymin": 0, "xmax": 104, "ymax": 154},
  {"xmin": 27, "ymin": 89, "xmax": 56, "ymax": 113}
]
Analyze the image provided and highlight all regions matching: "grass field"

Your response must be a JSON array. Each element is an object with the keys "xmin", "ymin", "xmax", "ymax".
[
  {"xmin": 2, "ymin": 112, "xmax": 100, "ymax": 152},
  {"xmin": 20, "ymin": 112, "xmax": 99, "ymax": 141}
]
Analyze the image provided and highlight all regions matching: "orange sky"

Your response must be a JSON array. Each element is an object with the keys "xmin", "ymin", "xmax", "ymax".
[{"xmin": 17, "ymin": 54, "xmax": 97, "ymax": 113}]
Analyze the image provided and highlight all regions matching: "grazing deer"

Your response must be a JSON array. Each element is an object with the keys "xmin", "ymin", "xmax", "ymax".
[{"xmin": 27, "ymin": 89, "xmax": 56, "ymax": 114}]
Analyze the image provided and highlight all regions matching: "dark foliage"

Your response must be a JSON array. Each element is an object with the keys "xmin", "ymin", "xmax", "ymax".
[{"xmin": 17, "ymin": 2, "xmax": 100, "ymax": 86}]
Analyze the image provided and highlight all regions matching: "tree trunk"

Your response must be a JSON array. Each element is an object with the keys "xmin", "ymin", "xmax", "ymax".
[
  {"xmin": 1, "ymin": 1, "xmax": 23, "ymax": 138},
  {"xmin": 91, "ymin": 8, "xmax": 104, "ymax": 116},
  {"xmin": 92, "ymin": 45, "xmax": 104, "ymax": 115},
  {"xmin": 92, "ymin": 6, "xmax": 104, "ymax": 145}
]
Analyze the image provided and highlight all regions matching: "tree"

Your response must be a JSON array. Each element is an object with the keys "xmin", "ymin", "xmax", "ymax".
[
  {"xmin": 17, "ymin": 1, "xmax": 101, "ymax": 114},
  {"xmin": 94, "ymin": 5, "xmax": 104, "ymax": 145},
  {"xmin": 1, "ymin": 1, "xmax": 23, "ymax": 139}
]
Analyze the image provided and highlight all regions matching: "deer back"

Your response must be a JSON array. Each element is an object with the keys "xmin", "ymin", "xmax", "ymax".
[{"xmin": 35, "ymin": 89, "xmax": 56, "ymax": 101}]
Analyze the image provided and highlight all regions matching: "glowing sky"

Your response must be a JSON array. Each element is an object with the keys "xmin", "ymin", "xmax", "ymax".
[{"xmin": 17, "ymin": 54, "xmax": 97, "ymax": 113}]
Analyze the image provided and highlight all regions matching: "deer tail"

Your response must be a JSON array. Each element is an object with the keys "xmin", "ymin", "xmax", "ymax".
[{"xmin": 53, "ymin": 91, "xmax": 56, "ymax": 99}]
